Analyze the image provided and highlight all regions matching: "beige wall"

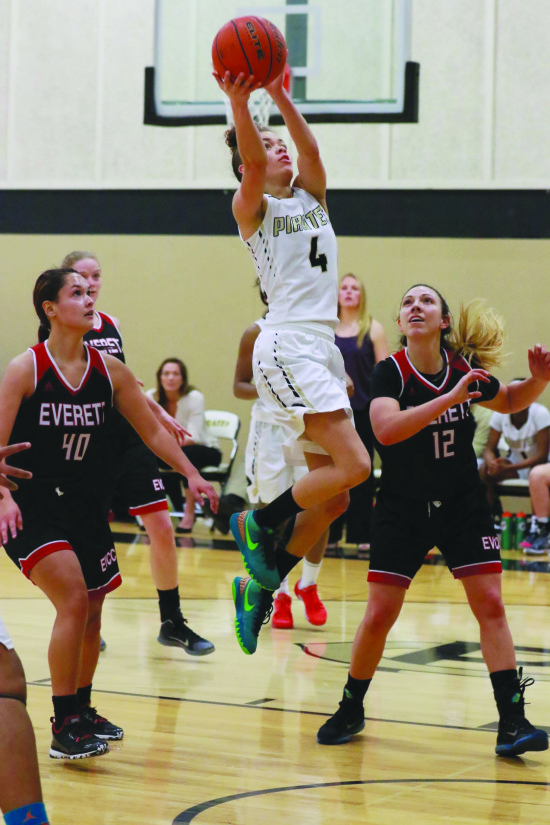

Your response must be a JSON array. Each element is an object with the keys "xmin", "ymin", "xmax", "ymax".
[{"xmin": 1, "ymin": 234, "xmax": 549, "ymax": 463}]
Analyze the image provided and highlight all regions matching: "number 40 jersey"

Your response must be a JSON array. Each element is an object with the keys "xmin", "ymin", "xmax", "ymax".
[
  {"xmin": 243, "ymin": 188, "xmax": 339, "ymax": 328},
  {"xmin": 371, "ymin": 347, "xmax": 500, "ymax": 501},
  {"xmin": 9, "ymin": 341, "xmax": 113, "ymax": 485}
]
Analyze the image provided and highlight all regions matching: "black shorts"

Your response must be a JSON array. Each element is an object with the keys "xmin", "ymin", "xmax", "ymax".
[
  {"xmin": 368, "ymin": 483, "xmax": 502, "ymax": 588},
  {"xmin": 105, "ymin": 433, "xmax": 168, "ymax": 517},
  {"xmin": 3, "ymin": 481, "xmax": 121, "ymax": 594}
]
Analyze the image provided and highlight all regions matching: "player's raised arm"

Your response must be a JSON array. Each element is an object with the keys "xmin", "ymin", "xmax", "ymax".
[{"xmin": 265, "ymin": 70, "xmax": 327, "ymax": 204}]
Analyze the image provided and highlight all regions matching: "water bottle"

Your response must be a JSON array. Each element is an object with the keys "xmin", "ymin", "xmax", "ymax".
[
  {"xmin": 500, "ymin": 511, "xmax": 514, "ymax": 550},
  {"xmin": 515, "ymin": 512, "xmax": 527, "ymax": 549}
]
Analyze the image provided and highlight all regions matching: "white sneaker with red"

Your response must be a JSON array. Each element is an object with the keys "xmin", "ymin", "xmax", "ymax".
[
  {"xmin": 272, "ymin": 593, "xmax": 293, "ymax": 629},
  {"xmin": 294, "ymin": 580, "xmax": 327, "ymax": 626}
]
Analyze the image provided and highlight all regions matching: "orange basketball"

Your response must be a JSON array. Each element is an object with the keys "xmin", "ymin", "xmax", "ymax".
[{"xmin": 212, "ymin": 16, "xmax": 287, "ymax": 87}]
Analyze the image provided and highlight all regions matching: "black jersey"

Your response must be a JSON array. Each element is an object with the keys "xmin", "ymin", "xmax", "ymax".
[
  {"xmin": 370, "ymin": 348, "xmax": 500, "ymax": 501},
  {"xmin": 84, "ymin": 312, "xmax": 125, "ymax": 362},
  {"xmin": 9, "ymin": 342, "xmax": 113, "ymax": 485}
]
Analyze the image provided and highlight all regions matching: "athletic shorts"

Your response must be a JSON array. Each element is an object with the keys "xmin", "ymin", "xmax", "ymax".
[
  {"xmin": 104, "ymin": 435, "xmax": 168, "ymax": 517},
  {"xmin": 245, "ymin": 418, "xmax": 308, "ymax": 503},
  {"xmin": 3, "ymin": 481, "xmax": 122, "ymax": 595},
  {"xmin": 368, "ymin": 483, "xmax": 502, "ymax": 588},
  {"xmin": 254, "ymin": 324, "xmax": 352, "ymax": 463},
  {"xmin": 0, "ymin": 615, "xmax": 13, "ymax": 650}
]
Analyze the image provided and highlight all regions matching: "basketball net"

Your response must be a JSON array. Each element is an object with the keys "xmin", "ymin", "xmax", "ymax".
[{"xmin": 223, "ymin": 64, "xmax": 293, "ymax": 128}]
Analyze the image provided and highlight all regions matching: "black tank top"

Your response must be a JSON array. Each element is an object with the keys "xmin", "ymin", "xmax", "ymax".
[
  {"xmin": 9, "ymin": 342, "xmax": 113, "ymax": 485},
  {"xmin": 84, "ymin": 312, "xmax": 125, "ymax": 362}
]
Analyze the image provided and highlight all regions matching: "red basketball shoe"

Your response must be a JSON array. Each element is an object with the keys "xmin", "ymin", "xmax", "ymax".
[
  {"xmin": 294, "ymin": 581, "xmax": 327, "ymax": 626},
  {"xmin": 272, "ymin": 593, "xmax": 293, "ymax": 629}
]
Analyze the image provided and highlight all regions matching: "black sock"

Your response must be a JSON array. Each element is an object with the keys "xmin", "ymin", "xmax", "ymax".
[
  {"xmin": 158, "ymin": 586, "xmax": 181, "ymax": 623},
  {"xmin": 253, "ymin": 488, "xmax": 304, "ymax": 531},
  {"xmin": 344, "ymin": 674, "xmax": 371, "ymax": 704},
  {"xmin": 275, "ymin": 544, "xmax": 302, "ymax": 581},
  {"xmin": 77, "ymin": 684, "xmax": 92, "ymax": 709},
  {"xmin": 52, "ymin": 694, "xmax": 78, "ymax": 728},
  {"xmin": 490, "ymin": 669, "xmax": 520, "ymax": 716}
]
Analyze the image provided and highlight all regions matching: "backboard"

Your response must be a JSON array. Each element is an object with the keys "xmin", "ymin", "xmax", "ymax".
[{"xmin": 144, "ymin": 0, "xmax": 419, "ymax": 126}]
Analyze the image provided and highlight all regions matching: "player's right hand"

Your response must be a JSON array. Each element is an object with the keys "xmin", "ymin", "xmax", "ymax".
[
  {"xmin": 212, "ymin": 70, "xmax": 262, "ymax": 101},
  {"xmin": 0, "ymin": 442, "xmax": 32, "ymax": 496},
  {"xmin": 450, "ymin": 369, "xmax": 490, "ymax": 405},
  {"xmin": 0, "ymin": 498, "xmax": 24, "ymax": 544}
]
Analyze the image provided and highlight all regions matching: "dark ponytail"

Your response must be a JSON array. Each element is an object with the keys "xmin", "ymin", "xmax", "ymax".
[{"xmin": 33, "ymin": 268, "xmax": 75, "ymax": 342}]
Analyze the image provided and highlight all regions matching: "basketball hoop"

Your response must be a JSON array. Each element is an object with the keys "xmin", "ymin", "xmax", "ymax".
[{"xmin": 223, "ymin": 64, "xmax": 293, "ymax": 129}]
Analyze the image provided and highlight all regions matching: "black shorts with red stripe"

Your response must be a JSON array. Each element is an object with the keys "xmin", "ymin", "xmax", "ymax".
[
  {"xmin": 368, "ymin": 483, "xmax": 502, "ymax": 589},
  {"xmin": 102, "ymin": 431, "xmax": 168, "ymax": 518},
  {"xmin": 3, "ymin": 480, "xmax": 121, "ymax": 595}
]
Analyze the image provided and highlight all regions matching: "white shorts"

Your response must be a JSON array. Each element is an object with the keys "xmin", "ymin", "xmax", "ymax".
[
  {"xmin": 253, "ymin": 324, "xmax": 352, "ymax": 463},
  {"xmin": 246, "ymin": 418, "xmax": 308, "ymax": 503},
  {"xmin": 0, "ymin": 614, "xmax": 14, "ymax": 650}
]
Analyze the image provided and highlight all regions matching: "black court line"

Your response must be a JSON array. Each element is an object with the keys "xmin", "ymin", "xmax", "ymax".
[
  {"xmin": 27, "ymin": 681, "xmax": 536, "ymax": 735},
  {"xmin": 173, "ymin": 779, "xmax": 550, "ymax": 823}
]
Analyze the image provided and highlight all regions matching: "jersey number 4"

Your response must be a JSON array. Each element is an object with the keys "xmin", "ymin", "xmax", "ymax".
[
  {"xmin": 433, "ymin": 429, "xmax": 455, "ymax": 459},
  {"xmin": 309, "ymin": 236, "xmax": 328, "ymax": 272},
  {"xmin": 62, "ymin": 433, "xmax": 91, "ymax": 461}
]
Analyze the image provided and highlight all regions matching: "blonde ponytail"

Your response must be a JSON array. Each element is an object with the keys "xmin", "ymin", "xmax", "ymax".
[{"xmin": 448, "ymin": 299, "xmax": 505, "ymax": 371}]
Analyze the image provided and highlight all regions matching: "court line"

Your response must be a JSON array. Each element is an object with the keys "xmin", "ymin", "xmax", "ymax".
[
  {"xmin": 173, "ymin": 779, "xmax": 550, "ymax": 824},
  {"xmin": 25, "ymin": 680, "xmax": 521, "ymax": 734}
]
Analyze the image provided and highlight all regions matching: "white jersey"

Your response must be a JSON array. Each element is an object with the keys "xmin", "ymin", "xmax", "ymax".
[{"xmin": 243, "ymin": 188, "xmax": 339, "ymax": 328}]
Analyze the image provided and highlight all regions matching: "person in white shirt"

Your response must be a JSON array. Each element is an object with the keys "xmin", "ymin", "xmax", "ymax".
[
  {"xmin": 147, "ymin": 359, "xmax": 221, "ymax": 533},
  {"xmin": 480, "ymin": 391, "xmax": 550, "ymax": 517}
]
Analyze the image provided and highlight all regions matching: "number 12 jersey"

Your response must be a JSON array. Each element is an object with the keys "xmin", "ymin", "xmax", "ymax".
[{"xmin": 371, "ymin": 348, "xmax": 500, "ymax": 501}]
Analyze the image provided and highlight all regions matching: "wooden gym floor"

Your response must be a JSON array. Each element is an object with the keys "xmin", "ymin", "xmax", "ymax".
[{"xmin": 1, "ymin": 520, "xmax": 549, "ymax": 824}]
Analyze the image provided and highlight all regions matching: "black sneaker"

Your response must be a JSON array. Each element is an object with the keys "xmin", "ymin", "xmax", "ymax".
[
  {"xmin": 49, "ymin": 715, "xmax": 110, "ymax": 760},
  {"xmin": 496, "ymin": 715, "xmax": 548, "ymax": 756},
  {"xmin": 99, "ymin": 636, "xmax": 107, "ymax": 652},
  {"xmin": 495, "ymin": 669, "xmax": 549, "ymax": 756},
  {"xmin": 317, "ymin": 690, "xmax": 365, "ymax": 745},
  {"xmin": 158, "ymin": 618, "xmax": 215, "ymax": 656},
  {"xmin": 80, "ymin": 706, "xmax": 124, "ymax": 740}
]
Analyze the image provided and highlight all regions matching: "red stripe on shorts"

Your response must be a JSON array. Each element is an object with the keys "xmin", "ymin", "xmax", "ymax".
[
  {"xmin": 128, "ymin": 499, "xmax": 168, "ymax": 516},
  {"xmin": 452, "ymin": 561, "xmax": 502, "ymax": 579},
  {"xmin": 21, "ymin": 540, "xmax": 73, "ymax": 579},
  {"xmin": 91, "ymin": 572, "xmax": 122, "ymax": 596},
  {"xmin": 367, "ymin": 570, "xmax": 412, "ymax": 589}
]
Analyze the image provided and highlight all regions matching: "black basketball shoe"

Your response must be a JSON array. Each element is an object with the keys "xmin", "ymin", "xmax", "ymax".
[
  {"xmin": 317, "ymin": 689, "xmax": 365, "ymax": 745},
  {"xmin": 158, "ymin": 617, "xmax": 215, "ymax": 656},
  {"xmin": 50, "ymin": 715, "xmax": 110, "ymax": 760},
  {"xmin": 80, "ymin": 706, "xmax": 124, "ymax": 740},
  {"xmin": 495, "ymin": 669, "xmax": 549, "ymax": 756}
]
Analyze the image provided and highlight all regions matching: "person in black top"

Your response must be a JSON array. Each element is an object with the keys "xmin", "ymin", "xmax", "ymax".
[
  {"xmin": 62, "ymin": 250, "xmax": 215, "ymax": 657},
  {"xmin": 0, "ymin": 444, "xmax": 52, "ymax": 825},
  {"xmin": 0, "ymin": 268, "xmax": 218, "ymax": 761},
  {"xmin": 318, "ymin": 284, "xmax": 550, "ymax": 757}
]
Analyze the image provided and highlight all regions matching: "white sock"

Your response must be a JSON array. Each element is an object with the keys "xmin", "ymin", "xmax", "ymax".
[
  {"xmin": 537, "ymin": 517, "xmax": 549, "ymax": 523},
  {"xmin": 274, "ymin": 576, "xmax": 290, "ymax": 597},
  {"xmin": 299, "ymin": 559, "xmax": 322, "ymax": 589}
]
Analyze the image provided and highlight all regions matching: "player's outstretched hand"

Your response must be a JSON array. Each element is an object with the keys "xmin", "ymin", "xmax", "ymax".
[
  {"xmin": 0, "ymin": 442, "xmax": 32, "ymax": 496},
  {"xmin": 450, "ymin": 369, "xmax": 491, "ymax": 405},
  {"xmin": 189, "ymin": 475, "xmax": 219, "ymax": 514},
  {"xmin": 212, "ymin": 70, "xmax": 262, "ymax": 102},
  {"xmin": 156, "ymin": 407, "xmax": 191, "ymax": 446},
  {"xmin": 528, "ymin": 344, "xmax": 550, "ymax": 383}
]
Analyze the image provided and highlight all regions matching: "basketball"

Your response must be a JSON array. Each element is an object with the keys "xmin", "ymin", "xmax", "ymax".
[{"xmin": 212, "ymin": 16, "xmax": 287, "ymax": 87}]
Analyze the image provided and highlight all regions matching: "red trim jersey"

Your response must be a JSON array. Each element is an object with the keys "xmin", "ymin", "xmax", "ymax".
[
  {"xmin": 370, "ymin": 348, "xmax": 500, "ymax": 501},
  {"xmin": 9, "ymin": 342, "xmax": 113, "ymax": 484},
  {"xmin": 84, "ymin": 311, "xmax": 125, "ymax": 362}
]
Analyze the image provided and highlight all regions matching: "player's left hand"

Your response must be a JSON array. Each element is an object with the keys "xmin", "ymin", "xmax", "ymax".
[
  {"xmin": 0, "ymin": 442, "xmax": 32, "ymax": 498},
  {"xmin": 528, "ymin": 344, "xmax": 550, "ymax": 382},
  {"xmin": 156, "ymin": 406, "xmax": 190, "ymax": 446},
  {"xmin": 264, "ymin": 55, "xmax": 289, "ymax": 99},
  {"xmin": 189, "ymin": 476, "xmax": 219, "ymax": 514}
]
